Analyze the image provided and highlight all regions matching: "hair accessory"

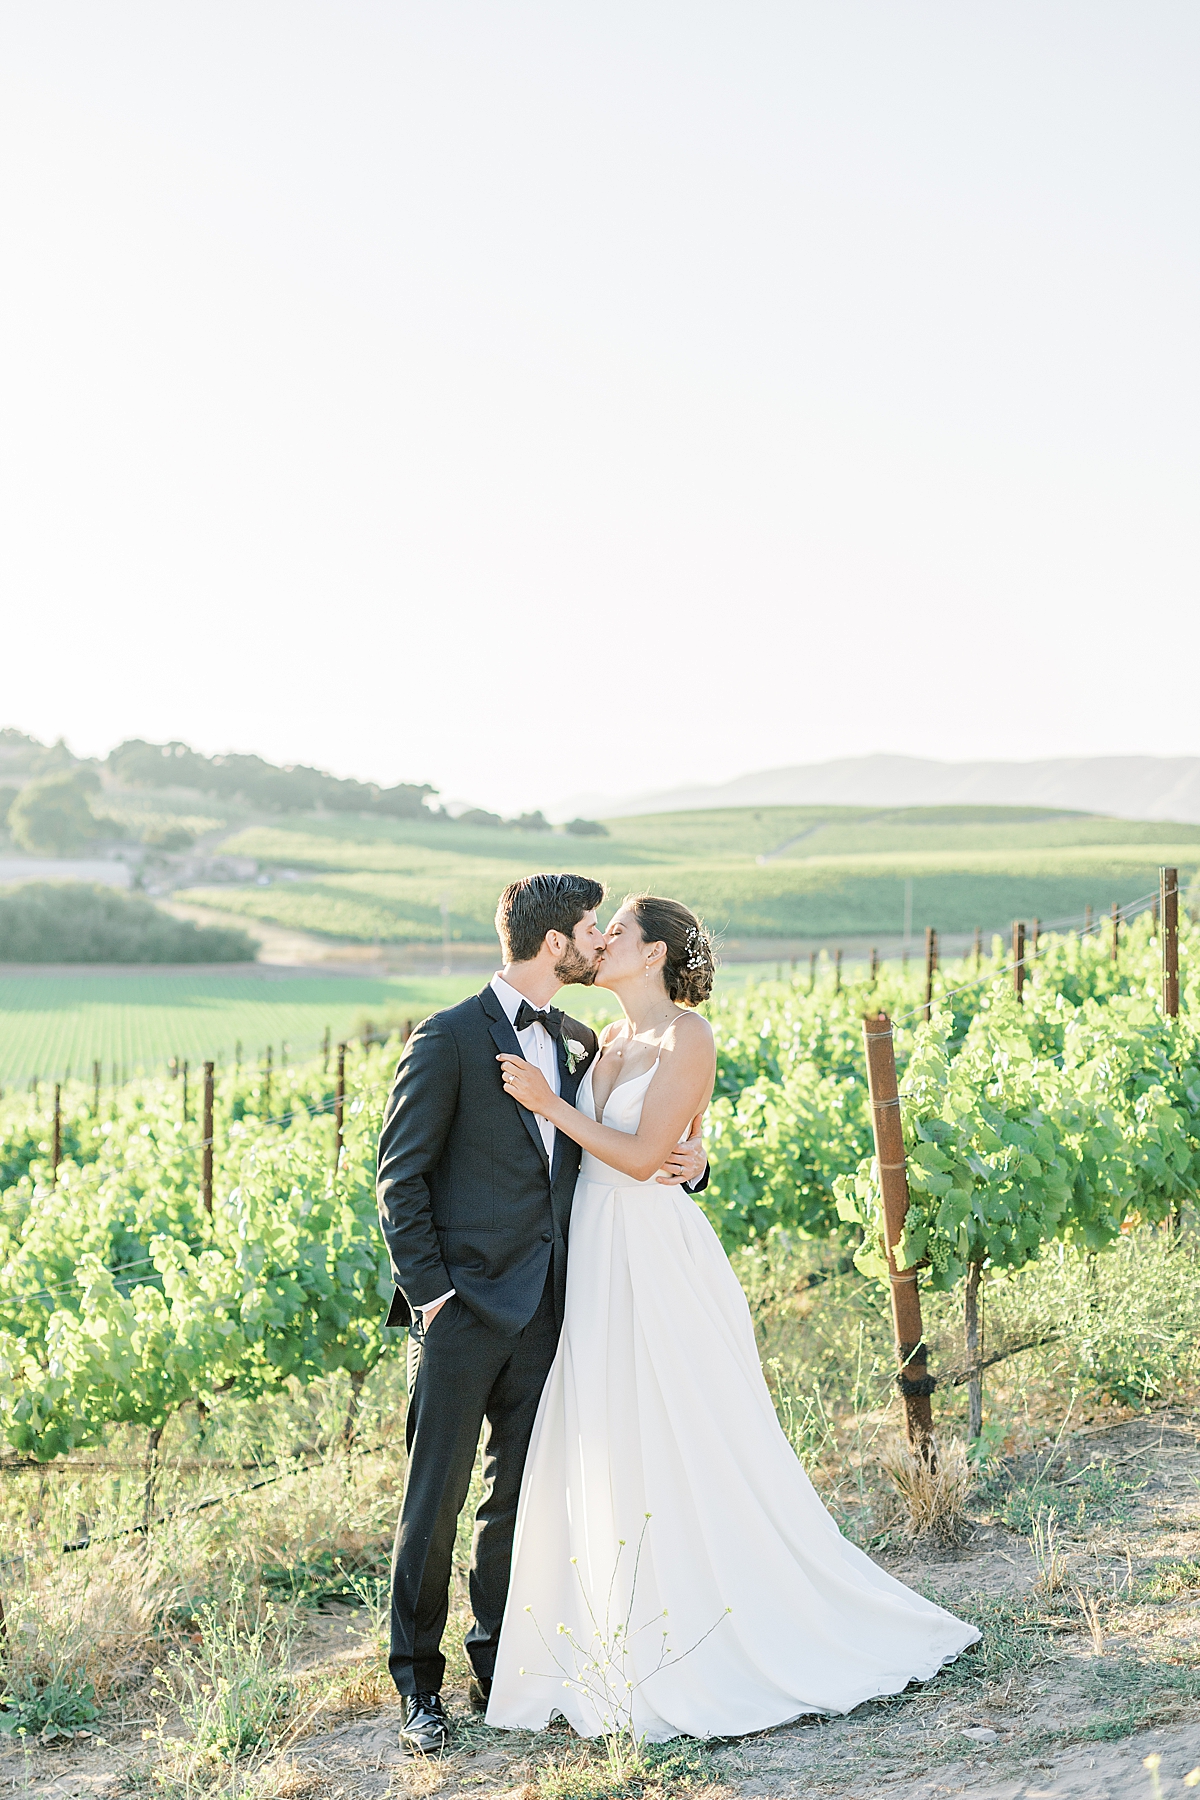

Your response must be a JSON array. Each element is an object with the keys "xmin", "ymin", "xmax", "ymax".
[{"xmin": 684, "ymin": 924, "xmax": 708, "ymax": 971}]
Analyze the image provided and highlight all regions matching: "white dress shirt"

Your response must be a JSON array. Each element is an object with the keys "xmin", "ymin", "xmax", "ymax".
[
  {"xmin": 490, "ymin": 971, "xmax": 562, "ymax": 1160},
  {"xmin": 416, "ymin": 973, "xmax": 563, "ymax": 1319}
]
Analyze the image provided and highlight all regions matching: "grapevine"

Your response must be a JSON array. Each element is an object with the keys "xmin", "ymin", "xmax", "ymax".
[{"xmin": 0, "ymin": 909, "xmax": 1194, "ymax": 1459}]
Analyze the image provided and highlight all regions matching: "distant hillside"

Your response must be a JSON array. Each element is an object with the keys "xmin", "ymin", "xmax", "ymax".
[
  {"xmin": 552, "ymin": 755, "xmax": 1200, "ymax": 825},
  {"xmin": 0, "ymin": 728, "xmax": 435, "ymax": 822},
  {"xmin": 176, "ymin": 803, "xmax": 1200, "ymax": 949}
]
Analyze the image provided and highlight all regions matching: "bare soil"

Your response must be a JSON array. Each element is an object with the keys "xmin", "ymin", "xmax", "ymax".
[{"xmin": 9, "ymin": 1411, "xmax": 1200, "ymax": 1800}]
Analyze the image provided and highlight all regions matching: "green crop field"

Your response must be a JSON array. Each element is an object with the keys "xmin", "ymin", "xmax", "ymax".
[
  {"xmin": 0, "ymin": 965, "xmax": 802, "ymax": 1085},
  {"xmin": 0, "ymin": 972, "xmax": 464, "ymax": 1086},
  {"xmin": 8, "ymin": 801, "xmax": 1199, "ymax": 1081},
  {"xmin": 176, "ymin": 805, "xmax": 1200, "ymax": 946}
]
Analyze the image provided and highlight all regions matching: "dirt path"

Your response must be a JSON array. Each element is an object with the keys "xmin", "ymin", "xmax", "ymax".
[{"xmin": 10, "ymin": 1412, "xmax": 1200, "ymax": 1799}]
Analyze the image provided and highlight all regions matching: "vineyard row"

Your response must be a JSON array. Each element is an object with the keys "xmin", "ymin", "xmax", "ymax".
[{"xmin": 0, "ymin": 887, "xmax": 1193, "ymax": 1462}]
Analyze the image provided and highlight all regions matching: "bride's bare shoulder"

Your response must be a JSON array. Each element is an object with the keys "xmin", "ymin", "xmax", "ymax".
[{"xmin": 662, "ymin": 1010, "xmax": 714, "ymax": 1053}]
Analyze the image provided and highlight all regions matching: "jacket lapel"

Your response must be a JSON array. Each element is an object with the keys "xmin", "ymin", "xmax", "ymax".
[
  {"xmin": 551, "ymin": 1027, "xmax": 587, "ymax": 1184},
  {"xmin": 478, "ymin": 986, "xmax": 550, "ymax": 1175}
]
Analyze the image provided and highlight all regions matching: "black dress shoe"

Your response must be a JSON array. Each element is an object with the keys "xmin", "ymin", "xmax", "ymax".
[
  {"xmin": 467, "ymin": 1674, "xmax": 492, "ymax": 1714},
  {"xmin": 398, "ymin": 1691, "xmax": 449, "ymax": 1756}
]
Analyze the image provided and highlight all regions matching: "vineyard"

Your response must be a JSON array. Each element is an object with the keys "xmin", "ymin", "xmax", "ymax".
[
  {"xmin": 176, "ymin": 803, "xmax": 1200, "ymax": 946},
  {"xmin": 1, "ymin": 892, "xmax": 1195, "ymax": 1461},
  {"xmin": 2, "ymin": 890, "xmax": 1200, "ymax": 1791}
]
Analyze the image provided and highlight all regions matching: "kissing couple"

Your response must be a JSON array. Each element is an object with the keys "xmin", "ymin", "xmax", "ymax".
[{"xmin": 377, "ymin": 873, "xmax": 977, "ymax": 1755}]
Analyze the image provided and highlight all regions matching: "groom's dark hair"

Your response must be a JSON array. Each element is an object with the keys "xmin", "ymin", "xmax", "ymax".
[{"xmin": 497, "ymin": 873, "xmax": 606, "ymax": 963}]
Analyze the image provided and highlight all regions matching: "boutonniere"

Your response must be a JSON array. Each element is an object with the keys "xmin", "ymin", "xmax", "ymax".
[{"xmin": 563, "ymin": 1038, "xmax": 586, "ymax": 1075}]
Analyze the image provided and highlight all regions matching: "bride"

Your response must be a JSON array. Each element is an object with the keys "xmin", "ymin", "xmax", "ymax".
[{"xmin": 487, "ymin": 893, "xmax": 978, "ymax": 1742}]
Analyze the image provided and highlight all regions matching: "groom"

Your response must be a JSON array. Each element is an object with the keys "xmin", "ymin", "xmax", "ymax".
[{"xmin": 377, "ymin": 872, "xmax": 708, "ymax": 1754}]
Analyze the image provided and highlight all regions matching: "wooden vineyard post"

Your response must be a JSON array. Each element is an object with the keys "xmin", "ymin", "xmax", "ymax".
[
  {"xmin": 923, "ymin": 927, "xmax": 938, "ymax": 1022},
  {"xmin": 264, "ymin": 1046, "xmax": 272, "ymax": 1118},
  {"xmin": 51, "ymin": 1084, "xmax": 62, "ymax": 1185},
  {"xmin": 322, "ymin": 1026, "xmax": 331, "ymax": 1074},
  {"xmin": 402, "ymin": 1018, "xmax": 414, "ymax": 1044},
  {"xmin": 335, "ymin": 1042, "xmax": 347, "ymax": 1169},
  {"xmin": 1084, "ymin": 903, "xmax": 1093, "ymax": 941},
  {"xmin": 92, "ymin": 1060, "xmax": 101, "ymax": 1119},
  {"xmin": 869, "ymin": 946, "xmax": 879, "ymax": 982},
  {"xmin": 863, "ymin": 1015, "xmax": 935, "ymax": 1458},
  {"xmin": 834, "ymin": 948, "xmax": 843, "ymax": 993},
  {"xmin": 181, "ymin": 1062, "xmax": 189, "ymax": 1125},
  {"xmin": 1161, "ymin": 867, "xmax": 1179, "ymax": 1018},
  {"xmin": 1031, "ymin": 918, "xmax": 1040, "ymax": 962},
  {"xmin": 808, "ymin": 950, "xmax": 816, "ymax": 993},
  {"xmin": 973, "ymin": 927, "xmax": 982, "ymax": 971},
  {"xmin": 201, "ymin": 1062, "xmax": 214, "ymax": 1215},
  {"xmin": 1111, "ymin": 901, "xmax": 1119, "ymax": 964},
  {"xmin": 1012, "ymin": 921, "xmax": 1026, "ymax": 1003}
]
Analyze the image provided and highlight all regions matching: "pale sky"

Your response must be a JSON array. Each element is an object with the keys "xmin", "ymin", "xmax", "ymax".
[{"xmin": 1, "ymin": 3, "xmax": 1197, "ymax": 817}]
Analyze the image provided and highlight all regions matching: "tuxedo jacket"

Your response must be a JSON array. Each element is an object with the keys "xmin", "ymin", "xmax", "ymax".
[
  {"xmin": 376, "ymin": 983, "xmax": 709, "ymax": 1336},
  {"xmin": 377, "ymin": 985, "xmax": 600, "ymax": 1335}
]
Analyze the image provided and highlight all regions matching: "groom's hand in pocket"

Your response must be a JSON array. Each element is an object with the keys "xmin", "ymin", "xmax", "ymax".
[{"xmin": 420, "ymin": 1293, "xmax": 453, "ymax": 1331}]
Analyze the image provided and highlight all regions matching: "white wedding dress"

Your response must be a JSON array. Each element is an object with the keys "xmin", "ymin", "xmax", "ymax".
[{"xmin": 486, "ymin": 1059, "xmax": 979, "ymax": 1742}]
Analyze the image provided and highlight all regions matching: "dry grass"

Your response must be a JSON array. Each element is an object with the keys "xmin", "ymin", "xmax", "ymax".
[
  {"xmin": 144, "ymin": 1747, "xmax": 360, "ymax": 1799},
  {"xmin": 0, "ymin": 1543, "xmax": 163, "ymax": 1741},
  {"xmin": 877, "ymin": 1434, "xmax": 974, "ymax": 1544},
  {"xmin": 386, "ymin": 1758, "xmax": 455, "ymax": 1797},
  {"xmin": 4, "ymin": 1231, "xmax": 1200, "ymax": 1795},
  {"xmin": 314, "ymin": 1659, "xmax": 394, "ymax": 1722}
]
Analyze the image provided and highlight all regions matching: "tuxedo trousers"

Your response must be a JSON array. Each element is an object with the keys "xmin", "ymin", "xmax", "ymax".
[{"xmin": 389, "ymin": 1273, "xmax": 560, "ymax": 1696}]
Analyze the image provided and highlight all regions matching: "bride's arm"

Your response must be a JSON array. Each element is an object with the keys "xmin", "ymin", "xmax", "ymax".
[{"xmin": 497, "ymin": 1017, "xmax": 715, "ymax": 1184}]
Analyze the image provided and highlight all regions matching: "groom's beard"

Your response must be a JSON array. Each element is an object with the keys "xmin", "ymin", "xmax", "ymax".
[{"xmin": 554, "ymin": 942, "xmax": 598, "ymax": 987}]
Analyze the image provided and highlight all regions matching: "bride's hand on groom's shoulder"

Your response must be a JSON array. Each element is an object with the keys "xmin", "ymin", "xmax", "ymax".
[{"xmin": 497, "ymin": 1054, "xmax": 556, "ymax": 1116}]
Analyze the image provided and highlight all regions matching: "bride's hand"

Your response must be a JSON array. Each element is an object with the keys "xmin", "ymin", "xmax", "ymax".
[{"xmin": 497, "ymin": 1054, "xmax": 557, "ymax": 1116}]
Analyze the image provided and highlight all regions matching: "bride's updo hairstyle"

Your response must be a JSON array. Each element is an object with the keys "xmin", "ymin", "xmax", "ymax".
[{"xmin": 623, "ymin": 894, "xmax": 718, "ymax": 1006}]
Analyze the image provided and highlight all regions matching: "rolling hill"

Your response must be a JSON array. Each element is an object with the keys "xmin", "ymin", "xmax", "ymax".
[
  {"xmin": 552, "ymin": 754, "xmax": 1200, "ymax": 825},
  {"xmin": 176, "ymin": 803, "xmax": 1200, "ymax": 949}
]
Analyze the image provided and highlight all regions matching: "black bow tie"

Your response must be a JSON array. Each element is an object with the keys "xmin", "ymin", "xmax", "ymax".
[{"xmin": 513, "ymin": 1000, "xmax": 563, "ymax": 1040}]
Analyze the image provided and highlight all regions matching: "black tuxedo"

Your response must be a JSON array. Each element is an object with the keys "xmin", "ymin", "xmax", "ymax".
[
  {"xmin": 378, "ymin": 984, "xmax": 596, "ymax": 1338},
  {"xmin": 376, "ymin": 983, "xmax": 599, "ymax": 1697}
]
